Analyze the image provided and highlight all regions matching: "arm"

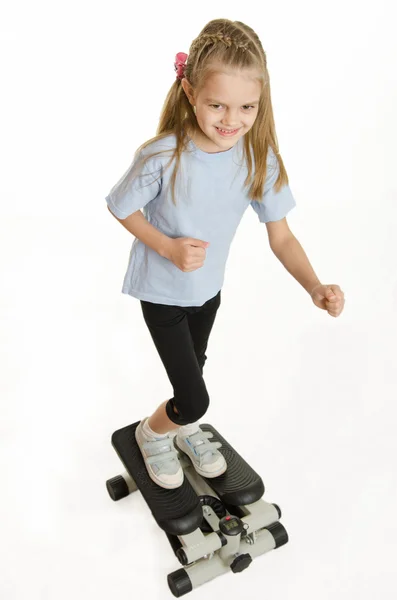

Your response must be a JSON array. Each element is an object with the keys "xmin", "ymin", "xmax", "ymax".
[
  {"xmin": 265, "ymin": 218, "xmax": 321, "ymax": 295},
  {"xmin": 107, "ymin": 207, "xmax": 173, "ymax": 260}
]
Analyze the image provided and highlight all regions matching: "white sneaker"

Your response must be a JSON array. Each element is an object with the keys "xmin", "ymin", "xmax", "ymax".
[
  {"xmin": 175, "ymin": 427, "xmax": 227, "ymax": 478},
  {"xmin": 135, "ymin": 418, "xmax": 184, "ymax": 489}
]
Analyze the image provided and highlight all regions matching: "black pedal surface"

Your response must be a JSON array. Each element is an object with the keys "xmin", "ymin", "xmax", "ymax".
[
  {"xmin": 197, "ymin": 424, "xmax": 265, "ymax": 506},
  {"xmin": 111, "ymin": 422, "xmax": 202, "ymax": 536}
]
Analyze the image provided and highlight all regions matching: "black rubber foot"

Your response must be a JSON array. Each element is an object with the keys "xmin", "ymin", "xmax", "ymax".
[
  {"xmin": 265, "ymin": 521, "xmax": 289, "ymax": 548},
  {"xmin": 106, "ymin": 475, "xmax": 129, "ymax": 501},
  {"xmin": 176, "ymin": 548, "xmax": 188, "ymax": 566},
  {"xmin": 167, "ymin": 568, "xmax": 193, "ymax": 597}
]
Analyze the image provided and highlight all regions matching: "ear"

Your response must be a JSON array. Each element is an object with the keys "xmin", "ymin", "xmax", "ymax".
[{"xmin": 181, "ymin": 78, "xmax": 195, "ymax": 107}]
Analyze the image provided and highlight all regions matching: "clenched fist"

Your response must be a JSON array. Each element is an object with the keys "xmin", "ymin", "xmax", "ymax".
[{"xmin": 167, "ymin": 237, "xmax": 210, "ymax": 272}]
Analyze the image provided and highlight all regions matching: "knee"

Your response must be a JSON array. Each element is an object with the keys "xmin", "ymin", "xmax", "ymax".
[
  {"xmin": 174, "ymin": 383, "xmax": 210, "ymax": 424},
  {"xmin": 185, "ymin": 385, "xmax": 210, "ymax": 422},
  {"xmin": 196, "ymin": 352, "xmax": 207, "ymax": 375}
]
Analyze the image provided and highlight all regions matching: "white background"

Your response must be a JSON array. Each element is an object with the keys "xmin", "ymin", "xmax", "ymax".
[{"xmin": 1, "ymin": 0, "xmax": 396, "ymax": 598}]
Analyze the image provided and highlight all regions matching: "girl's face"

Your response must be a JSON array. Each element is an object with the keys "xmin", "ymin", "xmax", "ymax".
[{"xmin": 183, "ymin": 68, "xmax": 262, "ymax": 153}]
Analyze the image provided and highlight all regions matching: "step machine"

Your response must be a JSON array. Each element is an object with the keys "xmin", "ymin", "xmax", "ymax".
[{"xmin": 106, "ymin": 422, "xmax": 288, "ymax": 597}]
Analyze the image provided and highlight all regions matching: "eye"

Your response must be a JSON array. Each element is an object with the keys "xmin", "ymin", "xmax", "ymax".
[{"xmin": 210, "ymin": 104, "xmax": 255, "ymax": 111}]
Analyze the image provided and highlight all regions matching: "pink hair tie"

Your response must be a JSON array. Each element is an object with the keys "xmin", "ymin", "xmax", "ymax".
[{"xmin": 174, "ymin": 52, "xmax": 188, "ymax": 80}]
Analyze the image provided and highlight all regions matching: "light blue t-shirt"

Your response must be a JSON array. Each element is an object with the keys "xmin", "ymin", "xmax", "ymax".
[{"xmin": 105, "ymin": 133, "xmax": 296, "ymax": 306}]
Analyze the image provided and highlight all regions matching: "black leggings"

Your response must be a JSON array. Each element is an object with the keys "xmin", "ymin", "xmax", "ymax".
[{"xmin": 140, "ymin": 290, "xmax": 221, "ymax": 426}]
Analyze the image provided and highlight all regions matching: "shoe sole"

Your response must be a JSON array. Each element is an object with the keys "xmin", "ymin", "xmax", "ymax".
[{"xmin": 135, "ymin": 422, "xmax": 184, "ymax": 490}]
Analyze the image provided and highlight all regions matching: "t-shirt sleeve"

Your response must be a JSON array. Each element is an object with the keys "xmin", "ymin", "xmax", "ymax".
[
  {"xmin": 250, "ymin": 147, "xmax": 296, "ymax": 223},
  {"xmin": 105, "ymin": 151, "xmax": 162, "ymax": 219}
]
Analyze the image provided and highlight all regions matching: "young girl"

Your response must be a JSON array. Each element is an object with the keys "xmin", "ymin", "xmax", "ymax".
[{"xmin": 105, "ymin": 19, "xmax": 345, "ymax": 490}]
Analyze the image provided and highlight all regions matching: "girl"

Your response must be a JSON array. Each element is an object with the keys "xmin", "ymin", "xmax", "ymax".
[{"xmin": 105, "ymin": 19, "xmax": 345, "ymax": 490}]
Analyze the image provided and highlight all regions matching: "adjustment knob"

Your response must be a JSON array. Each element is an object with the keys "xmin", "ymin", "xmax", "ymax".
[{"xmin": 230, "ymin": 553, "xmax": 252, "ymax": 573}]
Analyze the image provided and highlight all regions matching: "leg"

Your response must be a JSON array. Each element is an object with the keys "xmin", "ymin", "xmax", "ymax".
[
  {"xmin": 147, "ymin": 399, "xmax": 180, "ymax": 435},
  {"xmin": 140, "ymin": 300, "xmax": 210, "ymax": 429},
  {"xmin": 187, "ymin": 290, "xmax": 221, "ymax": 374},
  {"xmin": 150, "ymin": 291, "xmax": 221, "ymax": 433}
]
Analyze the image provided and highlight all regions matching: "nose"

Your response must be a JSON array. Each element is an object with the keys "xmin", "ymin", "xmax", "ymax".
[{"xmin": 220, "ymin": 108, "xmax": 240, "ymax": 128}]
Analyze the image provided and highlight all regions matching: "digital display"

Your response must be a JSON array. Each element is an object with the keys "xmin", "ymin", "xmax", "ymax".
[{"xmin": 224, "ymin": 519, "xmax": 238, "ymax": 531}]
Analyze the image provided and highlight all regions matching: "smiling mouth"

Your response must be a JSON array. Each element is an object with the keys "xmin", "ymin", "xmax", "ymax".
[{"xmin": 215, "ymin": 126, "xmax": 240, "ymax": 135}]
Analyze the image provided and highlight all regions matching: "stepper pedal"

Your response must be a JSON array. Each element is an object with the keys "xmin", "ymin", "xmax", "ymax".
[
  {"xmin": 187, "ymin": 423, "xmax": 265, "ymax": 507},
  {"xmin": 111, "ymin": 422, "xmax": 202, "ymax": 536}
]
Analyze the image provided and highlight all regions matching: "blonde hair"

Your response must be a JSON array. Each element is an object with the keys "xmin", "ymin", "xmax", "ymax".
[{"xmin": 134, "ymin": 18, "xmax": 289, "ymax": 205}]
